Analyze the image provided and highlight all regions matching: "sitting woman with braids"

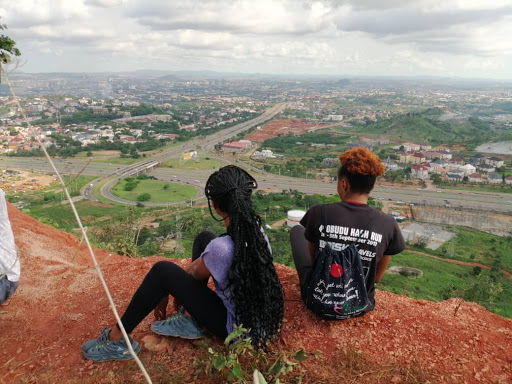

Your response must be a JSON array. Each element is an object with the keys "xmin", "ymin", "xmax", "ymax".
[{"xmin": 82, "ymin": 165, "xmax": 284, "ymax": 361}]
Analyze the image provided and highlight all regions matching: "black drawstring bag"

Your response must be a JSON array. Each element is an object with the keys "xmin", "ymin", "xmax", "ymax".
[{"xmin": 304, "ymin": 241, "xmax": 371, "ymax": 320}]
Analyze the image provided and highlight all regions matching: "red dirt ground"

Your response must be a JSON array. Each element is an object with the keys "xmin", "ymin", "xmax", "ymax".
[
  {"xmin": 1, "ymin": 204, "xmax": 512, "ymax": 383},
  {"xmin": 245, "ymin": 119, "xmax": 329, "ymax": 142}
]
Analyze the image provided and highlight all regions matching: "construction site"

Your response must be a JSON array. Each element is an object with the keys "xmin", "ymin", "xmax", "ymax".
[{"xmin": 0, "ymin": 169, "xmax": 57, "ymax": 193}]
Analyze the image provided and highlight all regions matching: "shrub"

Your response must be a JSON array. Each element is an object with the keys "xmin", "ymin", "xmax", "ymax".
[
  {"xmin": 137, "ymin": 193, "xmax": 151, "ymax": 201},
  {"xmin": 124, "ymin": 182, "xmax": 138, "ymax": 191}
]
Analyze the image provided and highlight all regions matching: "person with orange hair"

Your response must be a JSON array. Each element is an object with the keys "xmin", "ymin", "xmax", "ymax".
[{"xmin": 290, "ymin": 147, "xmax": 405, "ymax": 317}]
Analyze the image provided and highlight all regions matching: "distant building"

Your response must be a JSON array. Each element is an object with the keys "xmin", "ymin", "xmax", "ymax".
[
  {"xmin": 402, "ymin": 142, "xmax": 421, "ymax": 152},
  {"xmin": 447, "ymin": 173, "xmax": 463, "ymax": 182},
  {"xmin": 325, "ymin": 114, "xmax": 344, "ymax": 121},
  {"xmin": 411, "ymin": 165, "xmax": 429, "ymax": 180},
  {"xmin": 487, "ymin": 172, "xmax": 502, "ymax": 184},
  {"xmin": 411, "ymin": 152, "xmax": 426, "ymax": 164},
  {"xmin": 252, "ymin": 149, "xmax": 278, "ymax": 160},
  {"xmin": 222, "ymin": 141, "xmax": 251, "ymax": 153},
  {"xmin": 422, "ymin": 151, "xmax": 439, "ymax": 160},
  {"xmin": 468, "ymin": 154, "xmax": 486, "ymax": 165},
  {"xmin": 399, "ymin": 152, "xmax": 412, "ymax": 164},
  {"xmin": 436, "ymin": 150, "xmax": 452, "ymax": 160},
  {"xmin": 384, "ymin": 158, "xmax": 400, "ymax": 171},
  {"xmin": 485, "ymin": 156, "xmax": 505, "ymax": 168},
  {"xmin": 449, "ymin": 157, "xmax": 464, "ymax": 165},
  {"xmin": 468, "ymin": 173, "xmax": 484, "ymax": 183},
  {"xmin": 505, "ymin": 176, "xmax": 512, "ymax": 185},
  {"xmin": 478, "ymin": 163, "xmax": 495, "ymax": 173},
  {"xmin": 460, "ymin": 164, "xmax": 476, "ymax": 175},
  {"xmin": 91, "ymin": 106, "xmax": 109, "ymax": 115}
]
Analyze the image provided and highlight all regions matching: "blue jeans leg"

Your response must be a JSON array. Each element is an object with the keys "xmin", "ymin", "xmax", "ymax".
[{"xmin": 0, "ymin": 276, "xmax": 18, "ymax": 304}]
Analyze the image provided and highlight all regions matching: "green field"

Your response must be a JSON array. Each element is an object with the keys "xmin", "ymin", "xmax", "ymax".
[
  {"xmin": 380, "ymin": 252, "xmax": 512, "ymax": 317},
  {"xmin": 161, "ymin": 155, "xmax": 223, "ymax": 170},
  {"xmin": 381, "ymin": 252, "xmax": 473, "ymax": 301},
  {"xmin": 414, "ymin": 226, "xmax": 512, "ymax": 274},
  {"xmin": 111, "ymin": 178, "xmax": 197, "ymax": 203}
]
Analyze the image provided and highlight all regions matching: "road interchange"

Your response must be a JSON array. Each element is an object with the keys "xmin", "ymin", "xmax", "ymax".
[{"xmin": 1, "ymin": 101, "xmax": 512, "ymax": 213}]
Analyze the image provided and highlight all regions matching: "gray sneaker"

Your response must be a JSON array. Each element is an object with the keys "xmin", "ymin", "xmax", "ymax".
[
  {"xmin": 151, "ymin": 311, "xmax": 204, "ymax": 339},
  {"xmin": 82, "ymin": 327, "xmax": 141, "ymax": 362}
]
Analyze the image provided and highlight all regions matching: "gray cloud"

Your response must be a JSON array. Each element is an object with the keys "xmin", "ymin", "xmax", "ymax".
[
  {"xmin": 335, "ymin": 5, "xmax": 512, "ymax": 35},
  {"xmin": 1, "ymin": 0, "xmax": 512, "ymax": 78},
  {"xmin": 126, "ymin": 1, "xmax": 330, "ymax": 36}
]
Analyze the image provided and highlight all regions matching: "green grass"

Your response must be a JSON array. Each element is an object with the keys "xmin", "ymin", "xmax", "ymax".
[
  {"xmin": 380, "ymin": 252, "xmax": 474, "ymax": 301},
  {"xmin": 379, "ymin": 252, "xmax": 512, "ymax": 317},
  {"xmin": 111, "ymin": 179, "xmax": 197, "ymax": 203},
  {"xmin": 432, "ymin": 226, "xmax": 512, "ymax": 273},
  {"xmin": 343, "ymin": 111, "xmax": 510, "ymax": 147},
  {"xmin": 161, "ymin": 153, "xmax": 223, "ymax": 170}
]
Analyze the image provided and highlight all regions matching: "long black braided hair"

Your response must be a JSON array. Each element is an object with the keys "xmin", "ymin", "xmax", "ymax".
[{"xmin": 205, "ymin": 165, "xmax": 284, "ymax": 345}]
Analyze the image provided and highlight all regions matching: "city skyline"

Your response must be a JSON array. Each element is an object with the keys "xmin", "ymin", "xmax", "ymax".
[{"xmin": 1, "ymin": 0, "xmax": 512, "ymax": 79}]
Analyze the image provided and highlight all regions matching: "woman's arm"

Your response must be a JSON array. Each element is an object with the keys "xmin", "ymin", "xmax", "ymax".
[
  {"xmin": 186, "ymin": 257, "xmax": 212, "ymax": 281},
  {"xmin": 307, "ymin": 240, "xmax": 316, "ymax": 264},
  {"xmin": 375, "ymin": 255, "xmax": 391, "ymax": 283}
]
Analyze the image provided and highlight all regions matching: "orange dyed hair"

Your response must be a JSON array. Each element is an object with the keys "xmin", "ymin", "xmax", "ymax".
[{"xmin": 338, "ymin": 147, "xmax": 385, "ymax": 177}]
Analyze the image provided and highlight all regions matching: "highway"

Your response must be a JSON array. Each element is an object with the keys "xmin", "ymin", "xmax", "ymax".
[
  {"xmin": 2, "ymin": 156, "xmax": 512, "ymax": 212},
  {"xmin": 1, "ymin": 100, "xmax": 512, "ymax": 212}
]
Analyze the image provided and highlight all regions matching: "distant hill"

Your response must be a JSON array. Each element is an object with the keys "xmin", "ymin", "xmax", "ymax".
[{"xmin": 350, "ymin": 109, "xmax": 511, "ymax": 147}]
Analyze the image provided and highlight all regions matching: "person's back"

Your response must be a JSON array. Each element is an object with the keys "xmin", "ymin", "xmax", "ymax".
[
  {"xmin": 300, "ymin": 200, "xmax": 403, "ymax": 311},
  {"xmin": 290, "ymin": 147, "xmax": 405, "ymax": 317},
  {"xmin": 0, "ymin": 188, "xmax": 20, "ymax": 304}
]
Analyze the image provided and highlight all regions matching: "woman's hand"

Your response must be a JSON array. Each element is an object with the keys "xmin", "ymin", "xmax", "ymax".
[{"xmin": 154, "ymin": 295, "xmax": 169, "ymax": 321}]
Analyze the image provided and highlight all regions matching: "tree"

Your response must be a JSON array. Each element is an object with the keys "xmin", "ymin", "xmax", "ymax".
[
  {"xmin": 0, "ymin": 20, "xmax": 21, "ymax": 83},
  {"xmin": 137, "ymin": 193, "xmax": 151, "ymax": 201}
]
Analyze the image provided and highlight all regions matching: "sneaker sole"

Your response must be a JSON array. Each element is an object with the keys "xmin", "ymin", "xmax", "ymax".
[
  {"xmin": 151, "ymin": 328, "xmax": 204, "ymax": 340},
  {"xmin": 82, "ymin": 346, "xmax": 141, "ymax": 362}
]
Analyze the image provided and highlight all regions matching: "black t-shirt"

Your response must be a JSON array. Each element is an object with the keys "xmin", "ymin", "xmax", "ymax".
[{"xmin": 301, "ymin": 201, "xmax": 405, "ymax": 309}]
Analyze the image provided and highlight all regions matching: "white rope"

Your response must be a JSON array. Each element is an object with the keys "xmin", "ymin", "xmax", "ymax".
[{"xmin": 2, "ymin": 69, "xmax": 153, "ymax": 384}]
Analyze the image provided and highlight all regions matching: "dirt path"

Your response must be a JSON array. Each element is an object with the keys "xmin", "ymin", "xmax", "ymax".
[{"xmin": 407, "ymin": 250, "xmax": 512, "ymax": 280}]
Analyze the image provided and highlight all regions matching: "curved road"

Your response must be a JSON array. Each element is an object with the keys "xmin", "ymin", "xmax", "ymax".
[
  {"xmin": 3, "ymin": 155, "xmax": 512, "ymax": 213},
  {"xmin": 1, "ymin": 100, "xmax": 512, "ymax": 212}
]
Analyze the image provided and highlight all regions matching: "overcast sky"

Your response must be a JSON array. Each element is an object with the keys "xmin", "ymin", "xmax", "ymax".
[{"xmin": 1, "ymin": 0, "xmax": 512, "ymax": 79}]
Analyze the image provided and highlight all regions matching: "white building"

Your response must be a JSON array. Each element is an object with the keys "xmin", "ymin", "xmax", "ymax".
[
  {"xmin": 460, "ymin": 164, "xmax": 477, "ymax": 176},
  {"xmin": 325, "ymin": 115, "xmax": 344, "ymax": 121}
]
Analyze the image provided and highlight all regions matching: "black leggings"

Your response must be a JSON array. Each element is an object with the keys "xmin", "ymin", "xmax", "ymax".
[{"xmin": 119, "ymin": 231, "xmax": 228, "ymax": 339}]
